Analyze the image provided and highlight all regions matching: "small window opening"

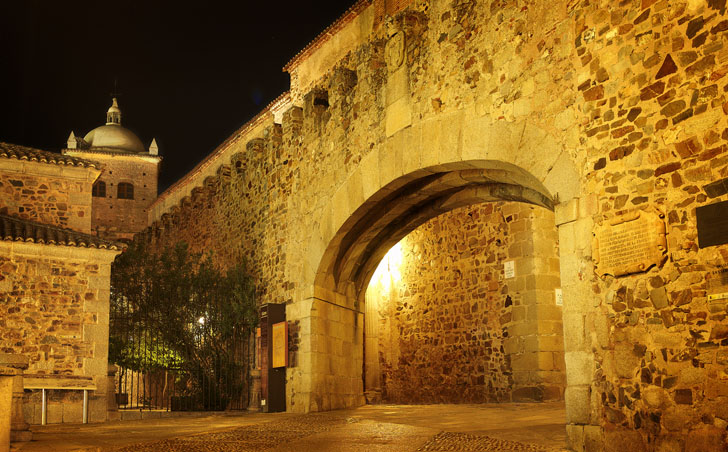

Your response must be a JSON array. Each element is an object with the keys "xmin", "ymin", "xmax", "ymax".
[
  {"xmin": 117, "ymin": 182, "xmax": 134, "ymax": 200},
  {"xmin": 92, "ymin": 181, "xmax": 106, "ymax": 197}
]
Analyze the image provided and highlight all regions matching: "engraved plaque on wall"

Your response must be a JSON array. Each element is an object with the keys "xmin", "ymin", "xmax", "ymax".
[
  {"xmin": 696, "ymin": 201, "xmax": 728, "ymax": 248},
  {"xmin": 593, "ymin": 209, "xmax": 667, "ymax": 277}
]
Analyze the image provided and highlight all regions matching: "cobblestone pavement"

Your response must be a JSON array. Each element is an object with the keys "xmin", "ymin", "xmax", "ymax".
[
  {"xmin": 417, "ymin": 432, "xmax": 565, "ymax": 451},
  {"xmin": 13, "ymin": 403, "xmax": 569, "ymax": 452},
  {"xmin": 108, "ymin": 412, "xmax": 568, "ymax": 452}
]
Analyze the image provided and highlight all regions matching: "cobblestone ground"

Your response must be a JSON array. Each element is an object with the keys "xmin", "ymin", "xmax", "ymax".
[
  {"xmin": 108, "ymin": 413, "xmax": 568, "ymax": 452},
  {"xmin": 417, "ymin": 432, "xmax": 565, "ymax": 451}
]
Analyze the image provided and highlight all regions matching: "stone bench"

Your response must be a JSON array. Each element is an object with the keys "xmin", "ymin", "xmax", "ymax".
[{"xmin": 23, "ymin": 375, "xmax": 97, "ymax": 425}]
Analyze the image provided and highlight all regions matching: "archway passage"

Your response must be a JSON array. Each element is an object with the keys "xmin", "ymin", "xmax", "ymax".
[
  {"xmin": 315, "ymin": 162, "xmax": 553, "ymax": 306},
  {"xmin": 364, "ymin": 201, "xmax": 565, "ymax": 404},
  {"xmin": 306, "ymin": 161, "xmax": 566, "ymax": 410}
]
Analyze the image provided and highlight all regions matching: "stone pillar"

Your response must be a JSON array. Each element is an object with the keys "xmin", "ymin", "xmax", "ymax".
[
  {"xmin": 0, "ymin": 354, "xmax": 31, "ymax": 444},
  {"xmin": 504, "ymin": 204, "xmax": 565, "ymax": 402},
  {"xmin": 107, "ymin": 365, "xmax": 120, "ymax": 421},
  {"xmin": 0, "ymin": 361, "xmax": 27, "ymax": 452},
  {"xmin": 0, "ymin": 368, "xmax": 14, "ymax": 452},
  {"xmin": 555, "ymin": 195, "xmax": 603, "ymax": 452}
]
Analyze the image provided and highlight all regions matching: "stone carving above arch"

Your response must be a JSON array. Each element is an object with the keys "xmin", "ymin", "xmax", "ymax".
[{"xmin": 385, "ymin": 31, "xmax": 405, "ymax": 70}]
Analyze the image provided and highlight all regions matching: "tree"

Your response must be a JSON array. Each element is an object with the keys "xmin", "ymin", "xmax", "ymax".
[{"xmin": 109, "ymin": 240, "xmax": 257, "ymax": 410}]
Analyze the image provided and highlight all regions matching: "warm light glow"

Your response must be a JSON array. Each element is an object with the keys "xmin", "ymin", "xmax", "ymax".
[
  {"xmin": 198, "ymin": 317, "xmax": 205, "ymax": 325},
  {"xmin": 371, "ymin": 242, "xmax": 404, "ymax": 293}
]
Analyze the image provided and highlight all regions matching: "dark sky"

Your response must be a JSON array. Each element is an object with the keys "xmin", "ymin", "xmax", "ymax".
[{"xmin": 0, "ymin": 1, "xmax": 355, "ymax": 191}]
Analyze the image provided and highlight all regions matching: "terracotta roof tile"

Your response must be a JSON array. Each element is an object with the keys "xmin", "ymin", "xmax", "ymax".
[
  {"xmin": 0, "ymin": 142, "xmax": 100, "ymax": 169},
  {"xmin": 0, "ymin": 214, "xmax": 122, "ymax": 250}
]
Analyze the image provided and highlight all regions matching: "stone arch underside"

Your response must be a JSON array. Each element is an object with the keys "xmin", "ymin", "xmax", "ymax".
[
  {"xmin": 315, "ymin": 163, "xmax": 555, "ymax": 305},
  {"xmin": 287, "ymin": 115, "xmax": 585, "ymax": 413}
]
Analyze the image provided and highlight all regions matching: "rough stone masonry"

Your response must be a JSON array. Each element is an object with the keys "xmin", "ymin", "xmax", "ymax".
[{"xmin": 140, "ymin": 1, "xmax": 728, "ymax": 450}]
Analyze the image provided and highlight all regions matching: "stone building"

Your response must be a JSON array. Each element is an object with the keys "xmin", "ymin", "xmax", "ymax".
[
  {"xmin": 0, "ymin": 142, "xmax": 122, "ymax": 424},
  {"xmin": 140, "ymin": 0, "xmax": 728, "ymax": 450},
  {"xmin": 64, "ymin": 98, "xmax": 162, "ymax": 242}
]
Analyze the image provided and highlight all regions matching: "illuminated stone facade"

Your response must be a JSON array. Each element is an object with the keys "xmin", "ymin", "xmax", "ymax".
[
  {"xmin": 64, "ymin": 99, "xmax": 161, "ymax": 241},
  {"xmin": 366, "ymin": 202, "xmax": 564, "ymax": 404},
  {"xmin": 0, "ymin": 143, "xmax": 121, "ymax": 425},
  {"xmin": 143, "ymin": 1, "xmax": 728, "ymax": 450}
]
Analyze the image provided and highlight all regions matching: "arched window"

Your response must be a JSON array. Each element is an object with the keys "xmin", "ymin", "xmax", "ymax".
[
  {"xmin": 117, "ymin": 182, "xmax": 134, "ymax": 200},
  {"xmin": 92, "ymin": 180, "xmax": 106, "ymax": 197}
]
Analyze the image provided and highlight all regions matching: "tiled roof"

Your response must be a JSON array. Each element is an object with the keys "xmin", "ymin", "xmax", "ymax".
[
  {"xmin": 0, "ymin": 142, "xmax": 100, "ymax": 169},
  {"xmin": 0, "ymin": 214, "xmax": 122, "ymax": 250},
  {"xmin": 282, "ymin": 0, "xmax": 372, "ymax": 72}
]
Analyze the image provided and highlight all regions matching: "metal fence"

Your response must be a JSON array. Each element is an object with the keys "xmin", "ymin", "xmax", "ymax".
[{"xmin": 109, "ymin": 295, "xmax": 251, "ymax": 412}]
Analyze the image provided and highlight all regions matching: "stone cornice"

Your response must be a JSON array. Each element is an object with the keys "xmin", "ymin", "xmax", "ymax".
[
  {"xmin": 64, "ymin": 148, "xmax": 162, "ymax": 164},
  {"xmin": 0, "ymin": 239, "xmax": 120, "ymax": 263}
]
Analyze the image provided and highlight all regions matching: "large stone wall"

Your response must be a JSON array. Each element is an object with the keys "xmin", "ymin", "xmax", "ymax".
[
  {"xmin": 143, "ymin": 0, "xmax": 728, "ymax": 450},
  {"xmin": 366, "ymin": 202, "xmax": 563, "ymax": 404},
  {"xmin": 0, "ymin": 162, "xmax": 97, "ymax": 234},
  {"xmin": 0, "ymin": 242, "xmax": 117, "ymax": 423},
  {"xmin": 569, "ymin": 2, "xmax": 728, "ymax": 450}
]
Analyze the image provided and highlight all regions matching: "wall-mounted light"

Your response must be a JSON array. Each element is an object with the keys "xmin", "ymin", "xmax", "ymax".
[{"xmin": 371, "ymin": 242, "xmax": 404, "ymax": 293}]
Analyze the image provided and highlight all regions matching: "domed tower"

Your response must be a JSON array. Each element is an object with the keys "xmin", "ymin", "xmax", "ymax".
[{"xmin": 64, "ymin": 98, "xmax": 162, "ymax": 241}]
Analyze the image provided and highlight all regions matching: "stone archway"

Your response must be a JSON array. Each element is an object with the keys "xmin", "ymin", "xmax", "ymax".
[{"xmin": 288, "ymin": 117, "xmax": 596, "ymax": 445}]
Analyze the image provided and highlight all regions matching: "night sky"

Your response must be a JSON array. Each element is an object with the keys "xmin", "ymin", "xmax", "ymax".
[{"xmin": 0, "ymin": 1, "xmax": 355, "ymax": 191}]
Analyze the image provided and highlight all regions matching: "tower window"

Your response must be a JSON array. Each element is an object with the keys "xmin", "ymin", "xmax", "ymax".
[
  {"xmin": 92, "ymin": 181, "xmax": 106, "ymax": 197},
  {"xmin": 117, "ymin": 182, "xmax": 134, "ymax": 200}
]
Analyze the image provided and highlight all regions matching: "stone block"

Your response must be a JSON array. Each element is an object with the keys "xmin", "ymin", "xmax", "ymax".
[
  {"xmin": 613, "ymin": 344, "xmax": 640, "ymax": 379},
  {"xmin": 583, "ymin": 425, "xmax": 604, "ymax": 452},
  {"xmin": 565, "ymin": 385, "xmax": 591, "ymax": 424},
  {"xmin": 385, "ymin": 67, "xmax": 409, "ymax": 105},
  {"xmin": 512, "ymin": 386, "xmax": 544, "ymax": 402},
  {"xmin": 685, "ymin": 427, "xmax": 725, "ymax": 452},
  {"xmin": 604, "ymin": 429, "xmax": 646, "ymax": 452},
  {"xmin": 654, "ymin": 435, "xmax": 684, "ymax": 452},
  {"xmin": 565, "ymin": 351, "xmax": 594, "ymax": 386},
  {"xmin": 563, "ymin": 312, "xmax": 586, "ymax": 352},
  {"xmin": 503, "ymin": 337, "xmax": 523, "ymax": 355},
  {"xmin": 555, "ymin": 198, "xmax": 579, "ymax": 227},
  {"xmin": 385, "ymin": 98, "xmax": 412, "ymax": 137},
  {"xmin": 511, "ymin": 351, "xmax": 554, "ymax": 372},
  {"xmin": 566, "ymin": 424, "xmax": 585, "ymax": 452},
  {"xmin": 358, "ymin": 154, "xmax": 381, "ymax": 201},
  {"xmin": 528, "ymin": 304, "xmax": 563, "ymax": 322}
]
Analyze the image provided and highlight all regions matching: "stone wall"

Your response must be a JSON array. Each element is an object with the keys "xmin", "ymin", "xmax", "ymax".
[
  {"xmin": 569, "ymin": 1, "xmax": 728, "ymax": 449},
  {"xmin": 365, "ymin": 202, "xmax": 563, "ymax": 404},
  {"xmin": 86, "ymin": 154, "xmax": 159, "ymax": 241},
  {"xmin": 142, "ymin": 0, "xmax": 728, "ymax": 449},
  {"xmin": 0, "ymin": 242, "xmax": 117, "ymax": 424},
  {"xmin": 0, "ymin": 161, "xmax": 97, "ymax": 234}
]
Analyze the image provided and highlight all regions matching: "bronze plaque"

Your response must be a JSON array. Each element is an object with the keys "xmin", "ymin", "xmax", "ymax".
[
  {"xmin": 593, "ymin": 209, "xmax": 667, "ymax": 277},
  {"xmin": 697, "ymin": 201, "xmax": 728, "ymax": 248}
]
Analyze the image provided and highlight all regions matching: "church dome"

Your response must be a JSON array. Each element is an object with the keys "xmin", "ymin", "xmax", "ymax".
[
  {"xmin": 83, "ymin": 98, "xmax": 146, "ymax": 153},
  {"xmin": 84, "ymin": 125, "xmax": 146, "ymax": 153}
]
